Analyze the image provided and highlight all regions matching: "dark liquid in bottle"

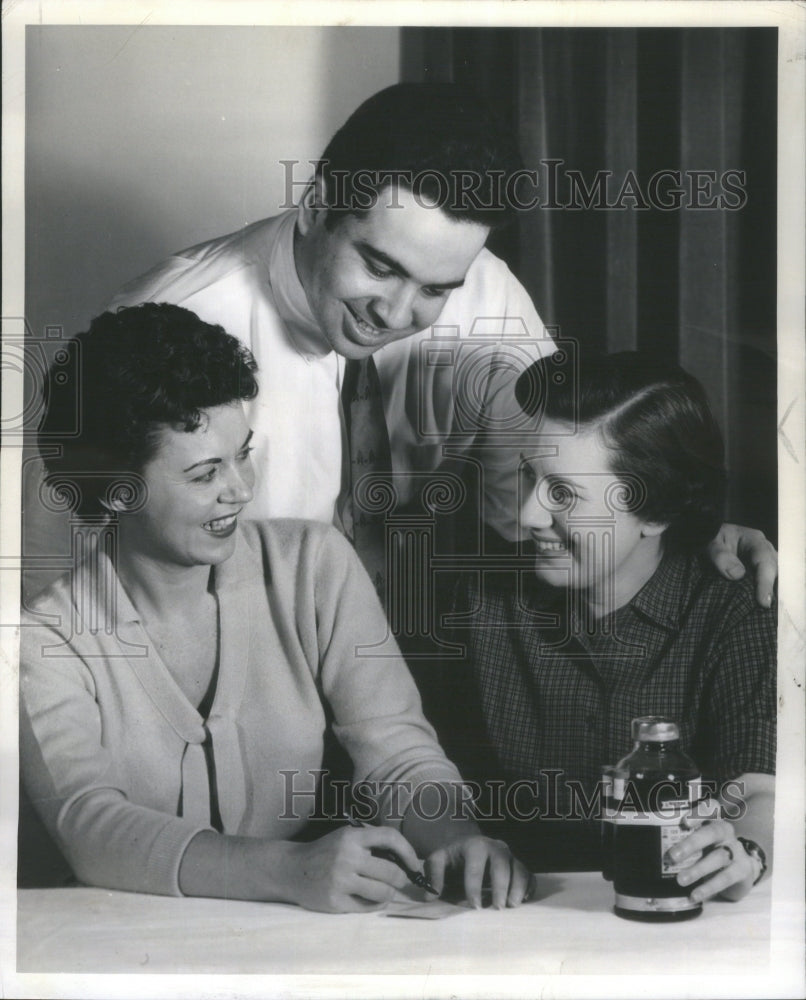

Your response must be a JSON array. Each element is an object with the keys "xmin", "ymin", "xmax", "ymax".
[
  {"xmin": 611, "ymin": 824, "xmax": 702, "ymax": 921},
  {"xmin": 607, "ymin": 768, "xmax": 703, "ymax": 921}
]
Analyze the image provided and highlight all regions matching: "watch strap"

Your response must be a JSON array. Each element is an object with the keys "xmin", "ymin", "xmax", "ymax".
[{"xmin": 736, "ymin": 836, "xmax": 768, "ymax": 886}]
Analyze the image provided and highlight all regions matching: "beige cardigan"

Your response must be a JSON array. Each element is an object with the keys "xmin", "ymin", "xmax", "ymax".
[{"xmin": 20, "ymin": 520, "xmax": 462, "ymax": 895}]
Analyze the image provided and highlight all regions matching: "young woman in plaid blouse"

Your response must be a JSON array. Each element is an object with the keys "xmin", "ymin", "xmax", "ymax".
[{"xmin": 432, "ymin": 351, "xmax": 774, "ymax": 903}]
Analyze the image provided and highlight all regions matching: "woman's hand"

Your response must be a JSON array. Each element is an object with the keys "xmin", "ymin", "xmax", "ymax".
[
  {"xmin": 425, "ymin": 835, "xmax": 532, "ymax": 909},
  {"xmin": 666, "ymin": 817, "xmax": 760, "ymax": 903},
  {"xmin": 284, "ymin": 824, "xmax": 424, "ymax": 913},
  {"xmin": 706, "ymin": 523, "xmax": 778, "ymax": 608}
]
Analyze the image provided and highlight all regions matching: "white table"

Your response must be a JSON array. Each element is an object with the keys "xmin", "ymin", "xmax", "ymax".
[{"xmin": 16, "ymin": 872, "xmax": 772, "ymax": 977}]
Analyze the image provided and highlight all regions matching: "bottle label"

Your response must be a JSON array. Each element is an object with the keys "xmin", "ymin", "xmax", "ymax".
[
  {"xmin": 603, "ymin": 804, "xmax": 693, "ymax": 825},
  {"xmin": 606, "ymin": 774, "xmax": 707, "ymax": 812},
  {"xmin": 603, "ymin": 795, "xmax": 720, "ymax": 825}
]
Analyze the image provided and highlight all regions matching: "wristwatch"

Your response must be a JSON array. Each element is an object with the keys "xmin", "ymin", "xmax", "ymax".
[{"xmin": 736, "ymin": 836, "xmax": 768, "ymax": 885}]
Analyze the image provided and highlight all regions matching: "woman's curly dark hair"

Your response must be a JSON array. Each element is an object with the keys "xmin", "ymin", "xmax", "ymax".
[
  {"xmin": 39, "ymin": 303, "xmax": 258, "ymax": 518},
  {"xmin": 515, "ymin": 351, "xmax": 726, "ymax": 554}
]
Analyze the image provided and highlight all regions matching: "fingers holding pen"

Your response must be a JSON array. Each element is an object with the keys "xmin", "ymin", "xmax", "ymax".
[
  {"xmin": 288, "ymin": 824, "xmax": 418, "ymax": 912},
  {"xmin": 355, "ymin": 822, "xmax": 424, "ymax": 878},
  {"xmin": 349, "ymin": 822, "xmax": 441, "ymax": 897},
  {"xmin": 423, "ymin": 845, "xmax": 449, "ymax": 899}
]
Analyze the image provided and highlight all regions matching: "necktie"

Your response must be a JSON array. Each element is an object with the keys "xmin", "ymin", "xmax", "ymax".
[{"xmin": 341, "ymin": 356, "xmax": 392, "ymax": 603}]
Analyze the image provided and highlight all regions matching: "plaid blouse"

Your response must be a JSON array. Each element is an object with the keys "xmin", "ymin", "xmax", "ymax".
[{"xmin": 424, "ymin": 553, "xmax": 776, "ymax": 861}]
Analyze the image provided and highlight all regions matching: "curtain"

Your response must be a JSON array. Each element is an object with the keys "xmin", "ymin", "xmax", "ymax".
[{"xmin": 401, "ymin": 27, "xmax": 778, "ymax": 541}]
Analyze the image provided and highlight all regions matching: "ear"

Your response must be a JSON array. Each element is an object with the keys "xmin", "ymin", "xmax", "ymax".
[
  {"xmin": 98, "ymin": 475, "xmax": 145, "ymax": 516},
  {"xmin": 98, "ymin": 494, "xmax": 126, "ymax": 516},
  {"xmin": 296, "ymin": 174, "xmax": 328, "ymax": 236},
  {"xmin": 640, "ymin": 521, "xmax": 668, "ymax": 539}
]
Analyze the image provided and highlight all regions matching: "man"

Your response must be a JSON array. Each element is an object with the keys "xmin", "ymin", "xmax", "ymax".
[
  {"xmin": 111, "ymin": 85, "xmax": 542, "ymax": 532},
  {"xmin": 110, "ymin": 83, "xmax": 776, "ymax": 603}
]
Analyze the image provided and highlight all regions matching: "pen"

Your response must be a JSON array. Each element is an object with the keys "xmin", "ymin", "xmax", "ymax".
[{"xmin": 343, "ymin": 814, "xmax": 439, "ymax": 895}]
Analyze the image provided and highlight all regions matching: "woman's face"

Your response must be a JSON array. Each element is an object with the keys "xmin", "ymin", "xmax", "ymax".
[
  {"xmin": 519, "ymin": 418, "xmax": 665, "ymax": 612},
  {"xmin": 119, "ymin": 402, "xmax": 255, "ymax": 568}
]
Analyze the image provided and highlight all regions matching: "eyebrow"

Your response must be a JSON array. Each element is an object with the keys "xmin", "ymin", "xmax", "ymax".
[
  {"xmin": 545, "ymin": 472, "xmax": 587, "ymax": 493},
  {"xmin": 521, "ymin": 457, "xmax": 587, "ymax": 491},
  {"xmin": 354, "ymin": 240, "xmax": 466, "ymax": 291},
  {"xmin": 182, "ymin": 430, "xmax": 253, "ymax": 473}
]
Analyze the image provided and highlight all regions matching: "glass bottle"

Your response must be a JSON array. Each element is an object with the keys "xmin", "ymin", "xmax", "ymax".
[{"xmin": 602, "ymin": 716, "xmax": 707, "ymax": 921}]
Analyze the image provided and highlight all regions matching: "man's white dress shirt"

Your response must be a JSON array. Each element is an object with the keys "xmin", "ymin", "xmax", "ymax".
[{"xmin": 111, "ymin": 211, "xmax": 553, "ymax": 539}]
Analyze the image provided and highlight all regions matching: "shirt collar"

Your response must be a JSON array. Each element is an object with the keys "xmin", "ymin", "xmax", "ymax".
[
  {"xmin": 626, "ymin": 552, "xmax": 703, "ymax": 630},
  {"xmin": 523, "ymin": 551, "xmax": 703, "ymax": 632},
  {"xmin": 74, "ymin": 543, "xmax": 140, "ymax": 628},
  {"xmin": 85, "ymin": 532, "xmax": 251, "ymax": 628},
  {"xmin": 210, "ymin": 525, "xmax": 253, "ymax": 594},
  {"xmin": 267, "ymin": 210, "xmax": 330, "ymax": 357}
]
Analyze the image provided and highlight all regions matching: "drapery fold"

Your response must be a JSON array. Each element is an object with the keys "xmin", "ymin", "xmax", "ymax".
[{"xmin": 401, "ymin": 27, "xmax": 777, "ymax": 540}]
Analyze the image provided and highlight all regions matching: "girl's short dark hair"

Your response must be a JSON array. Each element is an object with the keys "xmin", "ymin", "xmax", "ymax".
[
  {"xmin": 39, "ymin": 303, "xmax": 258, "ymax": 518},
  {"xmin": 515, "ymin": 351, "xmax": 726, "ymax": 553}
]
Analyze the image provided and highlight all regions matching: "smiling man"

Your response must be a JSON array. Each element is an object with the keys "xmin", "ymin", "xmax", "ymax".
[
  {"xmin": 110, "ymin": 82, "xmax": 776, "ymax": 604},
  {"xmin": 111, "ymin": 84, "xmax": 548, "ymax": 551},
  {"xmin": 293, "ymin": 185, "xmax": 490, "ymax": 360}
]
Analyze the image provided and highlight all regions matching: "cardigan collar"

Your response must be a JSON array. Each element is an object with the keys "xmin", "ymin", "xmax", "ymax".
[{"xmin": 84, "ymin": 534, "xmax": 253, "ymax": 729}]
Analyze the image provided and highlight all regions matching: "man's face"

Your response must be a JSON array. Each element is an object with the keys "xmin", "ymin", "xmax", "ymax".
[{"xmin": 295, "ymin": 185, "xmax": 490, "ymax": 359}]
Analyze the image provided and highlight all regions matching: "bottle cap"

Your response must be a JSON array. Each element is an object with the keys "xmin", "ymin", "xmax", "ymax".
[{"xmin": 631, "ymin": 716, "xmax": 680, "ymax": 742}]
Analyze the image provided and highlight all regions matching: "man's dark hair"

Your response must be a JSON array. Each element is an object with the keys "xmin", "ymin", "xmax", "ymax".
[
  {"xmin": 515, "ymin": 351, "xmax": 726, "ymax": 553},
  {"xmin": 39, "ymin": 302, "xmax": 258, "ymax": 518},
  {"xmin": 316, "ymin": 82, "xmax": 525, "ymax": 229}
]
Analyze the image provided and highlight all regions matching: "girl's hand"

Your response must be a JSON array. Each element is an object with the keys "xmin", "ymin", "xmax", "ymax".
[
  {"xmin": 425, "ymin": 835, "xmax": 532, "ymax": 909},
  {"xmin": 666, "ymin": 817, "xmax": 761, "ymax": 903},
  {"xmin": 285, "ymin": 824, "xmax": 424, "ymax": 913}
]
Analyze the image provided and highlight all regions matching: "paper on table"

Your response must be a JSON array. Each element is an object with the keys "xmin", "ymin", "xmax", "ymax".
[
  {"xmin": 383, "ymin": 884, "xmax": 496, "ymax": 919},
  {"xmin": 384, "ymin": 898, "xmax": 467, "ymax": 920}
]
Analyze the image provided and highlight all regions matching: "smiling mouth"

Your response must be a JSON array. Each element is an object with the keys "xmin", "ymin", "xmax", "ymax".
[
  {"xmin": 531, "ymin": 533, "xmax": 568, "ymax": 554},
  {"xmin": 344, "ymin": 304, "xmax": 383, "ymax": 342},
  {"xmin": 202, "ymin": 512, "xmax": 240, "ymax": 537}
]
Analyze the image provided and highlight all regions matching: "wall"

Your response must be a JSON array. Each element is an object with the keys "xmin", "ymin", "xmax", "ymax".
[
  {"xmin": 23, "ymin": 26, "xmax": 401, "ymax": 599},
  {"xmin": 26, "ymin": 26, "xmax": 401, "ymax": 342}
]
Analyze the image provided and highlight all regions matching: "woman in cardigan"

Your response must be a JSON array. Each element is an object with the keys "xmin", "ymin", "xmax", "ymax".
[{"xmin": 20, "ymin": 302, "xmax": 528, "ymax": 912}]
